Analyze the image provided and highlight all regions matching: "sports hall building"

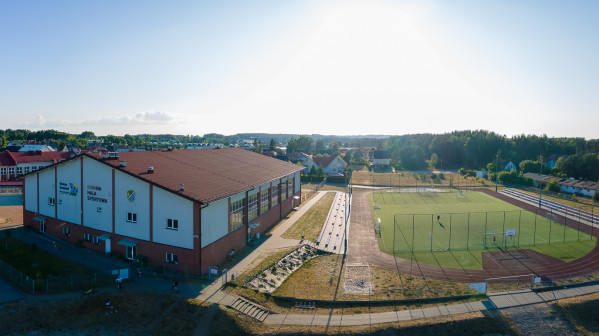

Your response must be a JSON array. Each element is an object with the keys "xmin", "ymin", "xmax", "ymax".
[{"xmin": 21, "ymin": 148, "xmax": 303, "ymax": 275}]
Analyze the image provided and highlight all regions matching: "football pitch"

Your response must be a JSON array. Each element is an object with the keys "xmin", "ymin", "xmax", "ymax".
[{"xmin": 369, "ymin": 190, "xmax": 596, "ymax": 270}]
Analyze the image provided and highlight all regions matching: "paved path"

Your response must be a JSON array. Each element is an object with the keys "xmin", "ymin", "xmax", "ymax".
[
  {"xmin": 0, "ymin": 276, "xmax": 24, "ymax": 304},
  {"xmin": 264, "ymin": 284, "xmax": 599, "ymax": 326},
  {"xmin": 196, "ymin": 191, "xmax": 329, "ymax": 302}
]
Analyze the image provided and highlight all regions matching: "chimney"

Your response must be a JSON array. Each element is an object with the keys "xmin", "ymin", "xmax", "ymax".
[
  {"xmin": 120, "ymin": 161, "xmax": 126, "ymax": 167},
  {"xmin": 147, "ymin": 167, "xmax": 154, "ymax": 174},
  {"xmin": 180, "ymin": 184, "xmax": 184, "ymax": 192}
]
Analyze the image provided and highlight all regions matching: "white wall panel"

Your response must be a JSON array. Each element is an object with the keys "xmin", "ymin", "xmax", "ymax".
[
  {"xmin": 56, "ymin": 158, "xmax": 82, "ymax": 225},
  {"xmin": 38, "ymin": 167, "xmax": 55, "ymax": 218},
  {"xmin": 152, "ymin": 187, "xmax": 194, "ymax": 249},
  {"xmin": 24, "ymin": 174, "xmax": 38, "ymax": 213},
  {"xmin": 114, "ymin": 170, "xmax": 150, "ymax": 241},
  {"xmin": 82, "ymin": 158, "xmax": 112, "ymax": 232},
  {"xmin": 201, "ymin": 198, "xmax": 228, "ymax": 248}
]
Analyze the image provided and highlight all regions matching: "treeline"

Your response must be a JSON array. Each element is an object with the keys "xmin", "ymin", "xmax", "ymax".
[{"xmin": 384, "ymin": 130, "xmax": 599, "ymax": 175}]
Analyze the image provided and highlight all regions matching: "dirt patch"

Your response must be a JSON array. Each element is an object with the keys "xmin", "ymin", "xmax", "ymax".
[
  {"xmin": 0, "ymin": 206, "xmax": 23, "ymax": 226},
  {"xmin": 343, "ymin": 264, "xmax": 371, "ymax": 294},
  {"xmin": 482, "ymin": 249, "xmax": 565, "ymax": 272}
]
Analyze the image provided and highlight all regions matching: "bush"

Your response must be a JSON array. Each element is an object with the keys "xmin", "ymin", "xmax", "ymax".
[{"xmin": 593, "ymin": 191, "xmax": 599, "ymax": 202}]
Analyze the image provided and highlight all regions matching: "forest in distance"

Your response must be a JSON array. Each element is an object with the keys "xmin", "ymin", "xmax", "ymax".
[{"xmin": 1, "ymin": 129, "xmax": 598, "ymax": 181}]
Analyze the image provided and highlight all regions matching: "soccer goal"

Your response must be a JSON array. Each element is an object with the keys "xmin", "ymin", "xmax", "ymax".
[
  {"xmin": 456, "ymin": 190, "xmax": 467, "ymax": 200},
  {"xmin": 484, "ymin": 229, "xmax": 517, "ymax": 249}
]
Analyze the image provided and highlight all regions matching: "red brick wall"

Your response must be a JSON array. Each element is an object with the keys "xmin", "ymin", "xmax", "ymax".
[
  {"xmin": 200, "ymin": 225, "xmax": 246, "ymax": 273},
  {"xmin": 24, "ymin": 209, "xmax": 201, "ymax": 275}
]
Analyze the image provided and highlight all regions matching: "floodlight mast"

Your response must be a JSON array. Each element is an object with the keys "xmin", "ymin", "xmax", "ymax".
[
  {"xmin": 495, "ymin": 154, "xmax": 498, "ymax": 192},
  {"xmin": 539, "ymin": 156, "xmax": 543, "ymax": 208}
]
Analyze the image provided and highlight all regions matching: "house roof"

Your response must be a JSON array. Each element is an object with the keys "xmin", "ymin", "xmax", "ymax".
[
  {"xmin": 286, "ymin": 152, "xmax": 310, "ymax": 161},
  {"xmin": 98, "ymin": 147, "xmax": 303, "ymax": 203},
  {"xmin": 372, "ymin": 150, "xmax": 390, "ymax": 159},
  {"xmin": 19, "ymin": 144, "xmax": 54, "ymax": 152},
  {"xmin": 523, "ymin": 173, "xmax": 599, "ymax": 191},
  {"xmin": 10, "ymin": 151, "xmax": 73, "ymax": 164},
  {"xmin": 312, "ymin": 156, "xmax": 346, "ymax": 168},
  {"xmin": 0, "ymin": 152, "xmax": 14, "ymax": 166}
]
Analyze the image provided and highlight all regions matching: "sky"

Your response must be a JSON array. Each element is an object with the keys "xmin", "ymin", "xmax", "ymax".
[{"xmin": 1, "ymin": 0, "xmax": 598, "ymax": 138}]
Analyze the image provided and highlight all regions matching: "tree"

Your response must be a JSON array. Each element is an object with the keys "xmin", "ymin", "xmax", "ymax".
[
  {"xmin": 343, "ymin": 151, "xmax": 352, "ymax": 164},
  {"xmin": 287, "ymin": 135, "xmax": 313, "ymax": 154},
  {"xmin": 328, "ymin": 141, "xmax": 340, "ymax": 156},
  {"xmin": 427, "ymin": 153, "xmax": 438, "ymax": 170},
  {"xmin": 316, "ymin": 166, "xmax": 326, "ymax": 178},
  {"xmin": 269, "ymin": 139, "xmax": 277, "ymax": 151},
  {"xmin": 308, "ymin": 165, "xmax": 317, "ymax": 176},
  {"xmin": 519, "ymin": 160, "xmax": 543, "ymax": 174},
  {"xmin": 315, "ymin": 140, "xmax": 325, "ymax": 154},
  {"xmin": 546, "ymin": 179, "xmax": 561, "ymax": 193},
  {"xmin": 593, "ymin": 190, "xmax": 599, "ymax": 202}
]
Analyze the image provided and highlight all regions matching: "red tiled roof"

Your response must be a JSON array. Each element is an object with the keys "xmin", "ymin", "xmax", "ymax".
[
  {"xmin": 98, "ymin": 148, "xmax": 304, "ymax": 203},
  {"xmin": 10, "ymin": 151, "xmax": 73, "ymax": 164},
  {"xmin": 0, "ymin": 152, "xmax": 15, "ymax": 166},
  {"xmin": 312, "ymin": 156, "xmax": 338, "ymax": 168}
]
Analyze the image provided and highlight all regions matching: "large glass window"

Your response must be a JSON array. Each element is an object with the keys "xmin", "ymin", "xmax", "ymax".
[
  {"xmin": 230, "ymin": 199, "xmax": 245, "ymax": 231},
  {"xmin": 126, "ymin": 245, "xmax": 137, "ymax": 260},
  {"xmin": 16, "ymin": 166, "xmax": 23, "ymax": 175},
  {"xmin": 271, "ymin": 185, "xmax": 279, "ymax": 207},
  {"xmin": 287, "ymin": 177, "xmax": 294, "ymax": 198},
  {"xmin": 248, "ymin": 194, "xmax": 258, "ymax": 221},
  {"xmin": 0, "ymin": 167, "xmax": 6, "ymax": 175},
  {"xmin": 8, "ymin": 167, "xmax": 15, "ymax": 175},
  {"xmin": 281, "ymin": 180, "xmax": 287, "ymax": 201},
  {"xmin": 260, "ymin": 189, "xmax": 269, "ymax": 214}
]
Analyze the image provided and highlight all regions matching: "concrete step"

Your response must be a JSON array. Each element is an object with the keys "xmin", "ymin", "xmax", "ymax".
[{"xmin": 226, "ymin": 297, "xmax": 271, "ymax": 322}]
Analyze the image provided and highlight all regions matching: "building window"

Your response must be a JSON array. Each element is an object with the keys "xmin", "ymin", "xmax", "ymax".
[
  {"xmin": 48, "ymin": 197, "xmax": 55, "ymax": 206},
  {"xmin": 24, "ymin": 166, "xmax": 30, "ymax": 174},
  {"xmin": 260, "ymin": 189, "xmax": 269, "ymax": 214},
  {"xmin": 167, "ymin": 219, "xmax": 179, "ymax": 230},
  {"xmin": 0, "ymin": 167, "xmax": 6, "ymax": 176},
  {"xmin": 166, "ymin": 253, "xmax": 179, "ymax": 264},
  {"xmin": 281, "ymin": 181, "xmax": 288, "ymax": 201},
  {"xmin": 84, "ymin": 233, "xmax": 92, "ymax": 241},
  {"xmin": 126, "ymin": 212, "xmax": 137, "ymax": 223},
  {"xmin": 30, "ymin": 166, "xmax": 37, "ymax": 171},
  {"xmin": 272, "ymin": 185, "xmax": 279, "ymax": 207},
  {"xmin": 8, "ymin": 167, "xmax": 15, "ymax": 175},
  {"xmin": 63, "ymin": 227, "xmax": 70, "ymax": 236},
  {"xmin": 93, "ymin": 235, "xmax": 100, "ymax": 244},
  {"xmin": 229, "ymin": 199, "xmax": 245, "ymax": 231},
  {"xmin": 248, "ymin": 193, "xmax": 258, "ymax": 221},
  {"xmin": 126, "ymin": 245, "xmax": 137, "ymax": 260},
  {"xmin": 97, "ymin": 207, "xmax": 102, "ymax": 213},
  {"xmin": 287, "ymin": 178, "xmax": 293, "ymax": 197}
]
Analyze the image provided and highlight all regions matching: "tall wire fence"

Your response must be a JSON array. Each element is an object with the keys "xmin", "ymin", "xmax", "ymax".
[
  {"xmin": 0, "ymin": 258, "xmax": 115, "ymax": 294},
  {"xmin": 391, "ymin": 209, "xmax": 593, "ymax": 254}
]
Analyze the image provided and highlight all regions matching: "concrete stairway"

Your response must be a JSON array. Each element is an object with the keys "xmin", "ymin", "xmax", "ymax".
[{"xmin": 227, "ymin": 297, "xmax": 271, "ymax": 322}]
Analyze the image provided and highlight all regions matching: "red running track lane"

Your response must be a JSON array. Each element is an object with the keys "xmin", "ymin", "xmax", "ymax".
[{"xmin": 348, "ymin": 188, "xmax": 599, "ymax": 283}]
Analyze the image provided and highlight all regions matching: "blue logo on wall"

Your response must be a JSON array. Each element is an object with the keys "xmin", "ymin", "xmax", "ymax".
[{"xmin": 69, "ymin": 183, "xmax": 78, "ymax": 196}]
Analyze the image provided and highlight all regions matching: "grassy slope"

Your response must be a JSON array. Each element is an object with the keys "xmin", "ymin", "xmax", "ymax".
[{"xmin": 281, "ymin": 192, "xmax": 336, "ymax": 242}]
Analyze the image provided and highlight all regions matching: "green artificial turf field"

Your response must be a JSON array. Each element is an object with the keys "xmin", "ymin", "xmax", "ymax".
[{"xmin": 369, "ymin": 190, "xmax": 595, "ymax": 270}]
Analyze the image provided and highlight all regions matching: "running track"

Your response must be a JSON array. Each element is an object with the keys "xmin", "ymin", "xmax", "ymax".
[{"xmin": 348, "ymin": 188, "xmax": 599, "ymax": 282}]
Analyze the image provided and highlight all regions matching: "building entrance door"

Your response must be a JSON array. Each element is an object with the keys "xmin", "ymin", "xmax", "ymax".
[
  {"xmin": 40, "ymin": 221, "xmax": 46, "ymax": 233},
  {"xmin": 105, "ymin": 239, "xmax": 111, "ymax": 253}
]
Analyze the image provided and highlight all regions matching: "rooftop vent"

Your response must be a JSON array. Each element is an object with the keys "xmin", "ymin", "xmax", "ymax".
[
  {"xmin": 147, "ymin": 167, "xmax": 154, "ymax": 174},
  {"xmin": 119, "ymin": 161, "xmax": 126, "ymax": 167},
  {"xmin": 180, "ymin": 184, "xmax": 184, "ymax": 192},
  {"xmin": 103, "ymin": 152, "xmax": 119, "ymax": 160}
]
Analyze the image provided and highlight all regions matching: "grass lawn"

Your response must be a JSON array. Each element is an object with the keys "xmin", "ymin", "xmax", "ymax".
[
  {"xmin": 352, "ymin": 171, "xmax": 495, "ymax": 188},
  {"xmin": 371, "ymin": 191, "xmax": 595, "ymax": 269},
  {"xmin": 0, "ymin": 291, "xmax": 206, "ymax": 335},
  {"xmin": 0, "ymin": 237, "xmax": 97, "ymax": 278},
  {"xmin": 281, "ymin": 191, "xmax": 336, "ymax": 242}
]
